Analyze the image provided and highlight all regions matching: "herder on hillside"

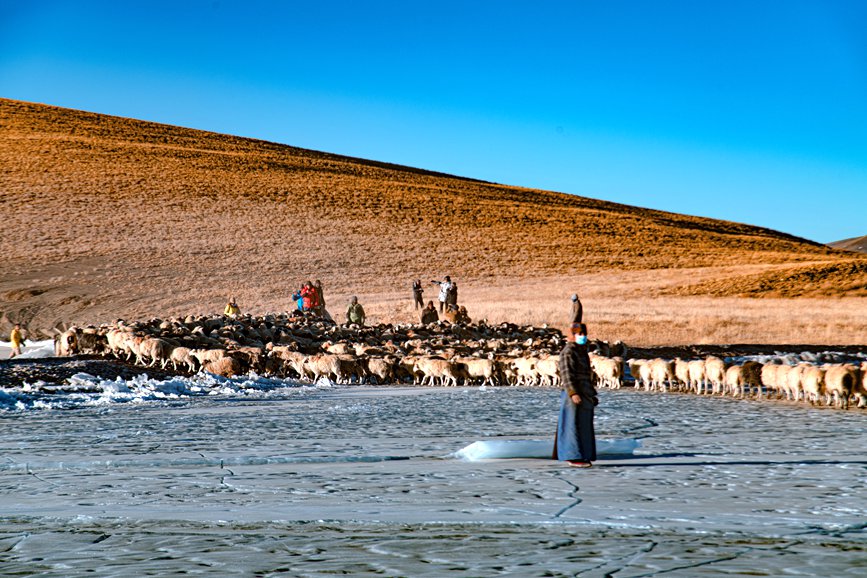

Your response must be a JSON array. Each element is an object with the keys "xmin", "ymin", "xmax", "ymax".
[
  {"xmin": 569, "ymin": 293, "xmax": 583, "ymax": 324},
  {"xmin": 431, "ymin": 276, "xmax": 453, "ymax": 313},
  {"xmin": 346, "ymin": 296, "xmax": 366, "ymax": 326},
  {"xmin": 412, "ymin": 279, "xmax": 424, "ymax": 309},
  {"xmin": 224, "ymin": 297, "xmax": 241, "ymax": 318},
  {"xmin": 553, "ymin": 322, "xmax": 598, "ymax": 468}
]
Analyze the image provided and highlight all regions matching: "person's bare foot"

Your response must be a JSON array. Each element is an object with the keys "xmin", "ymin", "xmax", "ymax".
[{"xmin": 567, "ymin": 460, "xmax": 592, "ymax": 468}]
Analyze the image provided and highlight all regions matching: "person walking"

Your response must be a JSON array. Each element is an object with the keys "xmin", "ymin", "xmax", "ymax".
[
  {"xmin": 554, "ymin": 322, "xmax": 598, "ymax": 468},
  {"xmin": 9, "ymin": 324, "xmax": 25, "ymax": 358},
  {"xmin": 570, "ymin": 293, "xmax": 583, "ymax": 324},
  {"xmin": 346, "ymin": 296, "xmax": 366, "ymax": 326},
  {"xmin": 430, "ymin": 276, "xmax": 453, "ymax": 313},
  {"xmin": 412, "ymin": 279, "xmax": 424, "ymax": 309}
]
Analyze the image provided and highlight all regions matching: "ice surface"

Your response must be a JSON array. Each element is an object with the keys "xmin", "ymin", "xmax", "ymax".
[
  {"xmin": 454, "ymin": 438, "xmax": 641, "ymax": 460},
  {"xmin": 0, "ymin": 382, "xmax": 865, "ymax": 576},
  {"xmin": 0, "ymin": 338, "xmax": 55, "ymax": 360}
]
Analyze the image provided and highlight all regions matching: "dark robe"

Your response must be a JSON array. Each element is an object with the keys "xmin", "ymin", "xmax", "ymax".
[
  {"xmin": 570, "ymin": 299, "xmax": 583, "ymax": 324},
  {"xmin": 554, "ymin": 341, "xmax": 598, "ymax": 461}
]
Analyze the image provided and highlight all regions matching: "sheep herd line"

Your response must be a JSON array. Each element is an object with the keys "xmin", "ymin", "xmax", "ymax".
[{"xmin": 52, "ymin": 312, "xmax": 867, "ymax": 410}]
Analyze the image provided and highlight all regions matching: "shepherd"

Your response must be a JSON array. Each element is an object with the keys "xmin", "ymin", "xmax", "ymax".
[{"xmin": 553, "ymin": 322, "xmax": 598, "ymax": 468}]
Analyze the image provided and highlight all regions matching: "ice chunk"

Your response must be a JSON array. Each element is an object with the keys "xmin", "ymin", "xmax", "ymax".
[{"xmin": 454, "ymin": 438, "xmax": 641, "ymax": 461}]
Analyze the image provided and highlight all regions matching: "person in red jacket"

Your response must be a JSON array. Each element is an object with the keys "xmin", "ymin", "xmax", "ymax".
[{"xmin": 300, "ymin": 281, "xmax": 315, "ymax": 311}]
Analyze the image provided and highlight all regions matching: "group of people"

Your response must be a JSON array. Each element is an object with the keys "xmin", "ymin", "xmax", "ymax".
[
  {"xmin": 291, "ymin": 280, "xmax": 327, "ymax": 316},
  {"xmin": 412, "ymin": 276, "xmax": 458, "ymax": 313}
]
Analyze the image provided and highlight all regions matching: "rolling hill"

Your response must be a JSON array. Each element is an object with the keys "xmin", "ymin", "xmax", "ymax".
[
  {"xmin": 1, "ymin": 98, "xmax": 864, "ymax": 339},
  {"xmin": 829, "ymin": 235, "xmax": 867, "ymax": 254}
]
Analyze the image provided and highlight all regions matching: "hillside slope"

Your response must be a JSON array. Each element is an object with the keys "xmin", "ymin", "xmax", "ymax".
[
  {"xmin": 829, "ymin": 235, "xmax": 867, "ymax": 254},
  {"xmin": 0, "ymin": 98, "xmax": 862, "ymax": 335}
]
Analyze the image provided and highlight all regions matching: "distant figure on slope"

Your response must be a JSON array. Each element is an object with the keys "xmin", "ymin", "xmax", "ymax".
[
  {"xmin": 346, "ymin": 296, "xmax": 366, "ymax": 326},
  {"xmin": 570, "ymin": 293, "xmax": 583, "ymax": 324},
  {"xmin": 412, "ymin": 279, "xmax": 424, "ymax": 310},
  {"xmin": 313, "ymin": 280, "xmax": 326, "ymax": 316},
  {"xmin": 554, "ymin": 322, "xmax": 598, "ymax": 468},
  {"xmin": 430, "ymin": 276, "xmax": 453, "ymax": 313},
  {"xmin": 300, "ymin": 281, "xmax": 315, "ymax": 312},
  {"xmin": 446, "ymin": 282, "xmax": 458, "ymax": 309},
  {"xmin": 224, "ymin": 297, "xmax": 241, "ymax": 318},
  {"xmin": 420, "ymin": 301, "xmax": 439, "ymax": 324},
  {"xmin": 291, "ymin": 289, "xmax": 303, "ymax": 311},
  {"xmin": 9, "ymin": 324, "xmax": 25, "ymax": 358}
]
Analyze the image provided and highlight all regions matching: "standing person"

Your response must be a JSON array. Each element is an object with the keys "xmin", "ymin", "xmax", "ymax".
[
  {"xmin": 314, "ymin": 280, "xmax": 326, "ymax": 315},
  {"xmin": 420, "ymin": 300, "xmax": 439, "ymax": 324},
  {"xmin": 554, "ymin": 323, "xmax": 598, "ymax": 468},
  {"xmin": 224, "ymin": 297, "xmax": 241, "ymax": 318},
  {"xmin": 430, "ymin": 276, "xmax": 452, "ymax": 313},
  {"xmin": 300, "ymin": 281, "xmax": 315, "ymax": 312},
  {"xmin": 346, "ymin": 296, "xmax": 366, "ymax": 326},
  {"xmin": 447, "ymin": 282, "xmax": 458, "ymax": 309},
  {"xmin": 9, "ymin": 324, "xmax": 25, "ymax": 358},
  {"xmin": 412, "ymin": 279, "xmax": 424, "ymax": 310},
  {"xmin": 292, "ymin": 289, "xmax": 303, "ymax": 311},
  {"xmin": 570, "ymin": 293, "xmax": 583, "ymax": 324}
]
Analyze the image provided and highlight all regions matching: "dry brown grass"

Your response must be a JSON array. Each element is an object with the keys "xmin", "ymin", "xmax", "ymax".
[{"xmin": 1, "ymin": 98, "xmax": 865, "ymax": 343}]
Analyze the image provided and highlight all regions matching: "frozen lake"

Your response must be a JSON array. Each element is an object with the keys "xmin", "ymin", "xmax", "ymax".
[{"xmin": 1, "ymin": 380, "xmax": 866, "ymax": 576}]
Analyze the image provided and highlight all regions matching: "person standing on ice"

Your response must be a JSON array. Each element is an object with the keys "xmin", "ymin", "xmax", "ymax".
[
  {"xmin": 554, "ymin": 322, "xmax": 598, "ymax": 468},
  {"xmin": 430, "ymin": 276, "xmax": 452, "ymax": 313}
]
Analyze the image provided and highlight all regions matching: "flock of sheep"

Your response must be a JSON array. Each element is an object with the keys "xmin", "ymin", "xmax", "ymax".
[
  {"xmin": 616, "ymin": 355, "xmax": 867, "ymax": 410},
  {"xmin": 53, "ymin": 312, "xmax": 866, "ymax": 410}
]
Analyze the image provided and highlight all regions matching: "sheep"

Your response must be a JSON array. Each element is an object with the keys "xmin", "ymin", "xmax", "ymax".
[
  {"xmin": 135, "ymin": 337, "xmax": 173, "ymax": 367},
  {"xmin": 760, "ymin": 362, "xmax": 781, "ymax": 399},
  {"xmin": 824, "ymin": 364, "xmax": 858, "ymax": 410},
  {"xmin": 535, "ymin": 355, "xmax": 560, "ymax": 387},
  {"xmin": 168, "ymin": 346, "xmax": 197, "ymax": 372},
  {"xmin": 367, "ymin": 356, "xmax": 396, "ymax": 384},
  {"xmin": 511, "ymin": 357, "xmax": 539, "ymax": 386},
  {"xmin": 413, "ymin": 356, "xmax": 462, "ymax": 386},
  {"xmin": 673, "ymin": 358, "xmax": 691, "ymax": 393},
  {"xmin": 724, "ymin": 365, "xmax": 748, "ymax": 398},
  {"xmin": 626, "ymin": 359, "xmax": 646, "ymax": 388},
  {"xmin": 854, "ymin": 362, "xmax": 867, "ymax": 408},
  {"xmin": 704, "ymin": 356, "xmax": 727, "ymax": 395},
  {"xmin": 457, "ymin": 357, "xmax": 498, "ymax": 386},
  {"xmin": 687, "ymin": 359, "xmax": 706, "ymax": 394},
  {"xmin": 800, "ymin": 366, "xmax": 825, "ymax": 405},
  {"xmin": 592, "ymin": 356, "xmax": 622, "ymax": 389},
  {"xmin": 648, "ymin": 358, "xmax": 675, "ymax": 392},
  {"xmin": 784, "ymin": 363, "xmax": 810, "ymax": 402},
  {"xmin": 203, "ymin": 356, "xmax": 244, "ymax": 377}
]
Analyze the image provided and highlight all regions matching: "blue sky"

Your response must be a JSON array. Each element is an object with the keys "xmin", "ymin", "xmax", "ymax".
[{"xmin": 1, "ymin": 0, "xmax": 865, "ymax": 243}]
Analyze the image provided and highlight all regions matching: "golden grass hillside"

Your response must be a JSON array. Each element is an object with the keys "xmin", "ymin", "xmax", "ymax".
[{"xmin": 1, "ymin": 98, "xmax": 865, "ymax": 344}]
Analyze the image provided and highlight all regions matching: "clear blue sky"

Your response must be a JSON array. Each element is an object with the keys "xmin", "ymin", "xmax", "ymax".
[{"xmin": 2, "ymin": 1, "xmax": 865, "ymax": 243}]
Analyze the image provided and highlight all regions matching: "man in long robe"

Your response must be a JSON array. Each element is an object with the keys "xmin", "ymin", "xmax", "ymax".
[{"xmin": 555, "ymin": 322, "xmax": 598, "ymax": 467}]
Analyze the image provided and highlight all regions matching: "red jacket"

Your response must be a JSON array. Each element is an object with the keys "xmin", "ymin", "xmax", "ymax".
[{"xmin": 300, "ymin": 286, "xmax": 315, "ymax": 310}]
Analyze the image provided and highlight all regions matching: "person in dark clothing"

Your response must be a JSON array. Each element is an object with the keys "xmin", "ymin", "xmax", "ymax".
[
  {"xmin": 447, "ymin": 282, "xmax": 458, "ymax": 309},
  {"xmin": 420, "ymin": 300, "xmax": 439, "ymax": 324},
  {"xmin": 412, "ymin": 280, "xmax": 424, "ymax": 309},
  {"xmin": 570, "ymin": 293, "xmax": 583, "ymax": 324},
  {"xmin": 554, "ymin": 322, "xmax": 598, "ymax": 467}
]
